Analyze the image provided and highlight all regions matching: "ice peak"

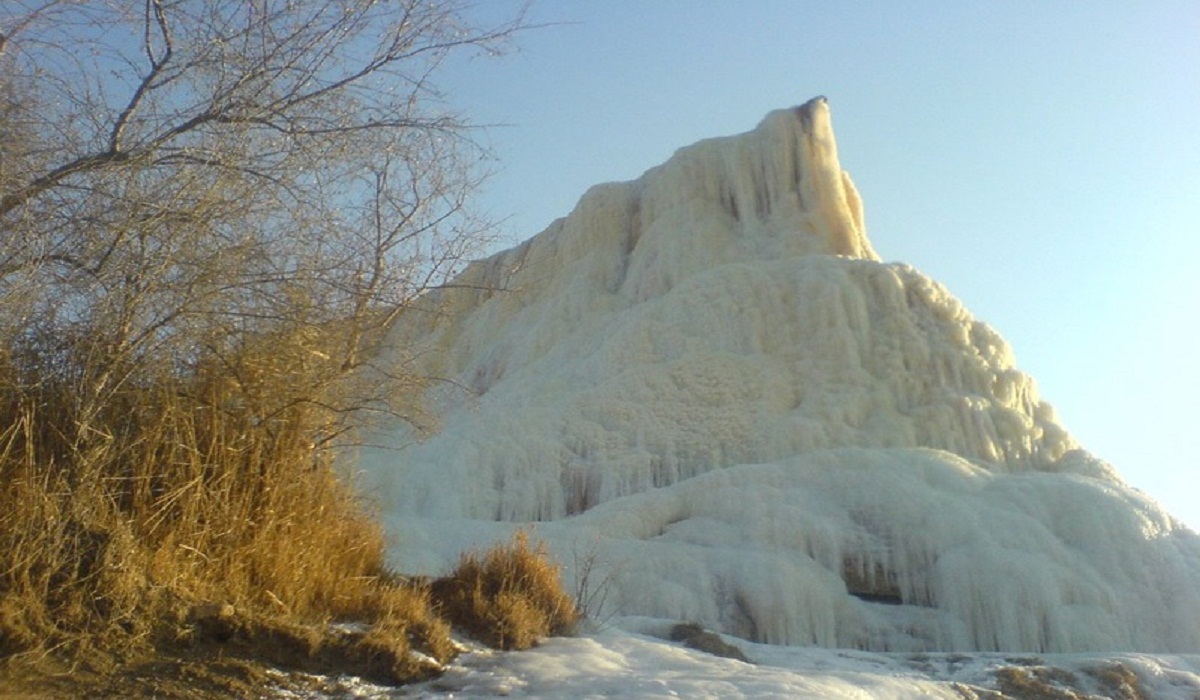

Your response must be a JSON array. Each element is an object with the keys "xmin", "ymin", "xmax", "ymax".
[
  {"xmin": 788, "ymin": 96, "xmax": 876, "ymax": 259},
  {"xmin": 631, "ymin": 96, "xmax": 879, "ymax": 266},
  {"xmin": 419, "ymin": 98, "xmax": 881, "ymax": 323}
]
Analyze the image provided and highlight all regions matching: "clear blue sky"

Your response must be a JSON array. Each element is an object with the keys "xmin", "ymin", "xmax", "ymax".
[{"xmin": 439, "ymin": 2, "xmax": 1200, "ymax": 530}]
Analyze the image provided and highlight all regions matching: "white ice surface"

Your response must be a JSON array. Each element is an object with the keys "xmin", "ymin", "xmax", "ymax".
[
  {"xmin": 358, "ymin": 99, "xmax": 1200, "ymax": 653},
  {"xmin": 384, "ymin": 447, "xmax": 1200, "ymax": 653},
  {"xmin": 289, "ymin": 623, "xmax": 1200, "ymax": 699}
]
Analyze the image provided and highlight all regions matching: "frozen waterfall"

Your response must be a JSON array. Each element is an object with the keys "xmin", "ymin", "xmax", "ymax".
[{"xmin": 358, "ymin": 97, "xmax": 1200, "ymax": 653}]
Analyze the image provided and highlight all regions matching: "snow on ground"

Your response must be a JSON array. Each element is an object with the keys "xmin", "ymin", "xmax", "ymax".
[{"xmin": 285, "ymin": 621, "xmax": 1200, "ymax": 699}]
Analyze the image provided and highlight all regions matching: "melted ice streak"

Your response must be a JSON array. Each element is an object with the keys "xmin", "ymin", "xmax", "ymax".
[{"xmin": 360, "ymin": 98, "xmax": 1200, "ymax": 653}]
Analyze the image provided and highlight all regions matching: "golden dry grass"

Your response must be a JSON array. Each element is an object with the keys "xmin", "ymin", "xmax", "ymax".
[
  {"xmin": 432, "ymin": 531, "xmax": 580, "ymax": 650},
  {"xmin": 0, "ymin": 350, "xmax": 577, "ymax": 693},
  {"xmin": 0, "ymin": 386, "xmax": 377, "ymax": 650},
  {"xmin": 0, "ymin": 356, "xmax": 457, "ymax": 686}
]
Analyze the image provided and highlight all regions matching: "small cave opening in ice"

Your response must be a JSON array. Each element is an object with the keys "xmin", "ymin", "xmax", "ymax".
[{"xmin": 842, "ymin": 556, "xmax": 905, "ymax": 606}]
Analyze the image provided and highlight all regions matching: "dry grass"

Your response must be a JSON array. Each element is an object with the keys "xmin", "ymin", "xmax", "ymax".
[
  {"xmin": 432, "ymin": 531, "xmax": 579, "ymax": 650},
  {"xmin": 1083, "ymin": 662, "xmax": 1150, "ymax": 700},
  {"xmin": 993, "ymin": 666, "xmax": 1081, "ymax": 700},
  {"xmin": 0, "ymin": 383, "xmax": 382, "ymax": 651},
  {"xmin": 0, "ymin": 351, "xmax": 460, "ymax": 690},
  {"xmin": 0, "ymin": 342, "xmax": 579, "ymax": 694},
  {"xmin": 669, "ymin": 622, "xmax": 750, "ymax": 662}
]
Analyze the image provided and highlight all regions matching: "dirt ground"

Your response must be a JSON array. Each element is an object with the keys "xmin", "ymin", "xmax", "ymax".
[
  {"xmin": 2, "ymin": 655, "xmax": 302, "ymax": 699},
  {"xmin": 0, "ymin": 610, "xmax": 436, "ymax": 699}
]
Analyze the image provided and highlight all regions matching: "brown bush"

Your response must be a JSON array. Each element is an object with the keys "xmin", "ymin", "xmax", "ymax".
[{"xmin": 432, "ymin": 531, "xmax": 579, "ymax": 650}]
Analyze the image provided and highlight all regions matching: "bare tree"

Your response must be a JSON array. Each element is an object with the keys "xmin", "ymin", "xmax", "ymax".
[{"xmin": 0, "ymin": 0, "xmax": 522, "ymax": 447}]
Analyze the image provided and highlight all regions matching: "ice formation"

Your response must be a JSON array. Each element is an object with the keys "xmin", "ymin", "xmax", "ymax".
[{"xmin": 359, "ymin": 97, "xmax": 1200, "ymax": 653}]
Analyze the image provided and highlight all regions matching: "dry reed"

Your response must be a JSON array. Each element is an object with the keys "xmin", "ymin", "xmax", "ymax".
[
  {"xmin": 0, "ymin": 344, "xmax": 577, "ymax": 688},
  {"xmin": 0, "ymin": 356, "xmax": 445, "ymax": 674},
  {"xmin": 432, "ymin": 531, "xmax": 580, "ymax": 650}
]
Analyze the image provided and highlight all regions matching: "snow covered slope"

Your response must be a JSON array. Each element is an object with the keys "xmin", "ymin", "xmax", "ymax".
[
  {"xmin": 359, "ymin": 98, "xmax": 1200, "ymax": 653},
  {"xmin": 324, "ymin": 627, "xmax": 1200, "ymax": 700}
]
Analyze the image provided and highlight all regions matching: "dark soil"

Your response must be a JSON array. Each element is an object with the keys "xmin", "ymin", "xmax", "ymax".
[
  {"xmin": 2, "ymin": 654, "xmax": 303, "ymax": 699},
  {"xmin": 0, "ymin": 605, "xmax": 442, "ymax": 699}
]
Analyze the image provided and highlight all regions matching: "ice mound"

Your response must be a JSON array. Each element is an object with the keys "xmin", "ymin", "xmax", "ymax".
[
  {"xmin": 537, "ymin": 448, "xmax": 1199, "ymax": 652},
  {"xmin": 359, "ymin": 98, "xmax": 1200, "ymax": 652}
]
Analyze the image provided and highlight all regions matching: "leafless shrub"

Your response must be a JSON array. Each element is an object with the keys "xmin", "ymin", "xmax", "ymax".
[
  {"xmin": 569, "ymin": 537, "xmax": 622, "ymax": 627},
  {"xmin": 0, "ymin": 0, "xmax": 525, "ymax": 683}
]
